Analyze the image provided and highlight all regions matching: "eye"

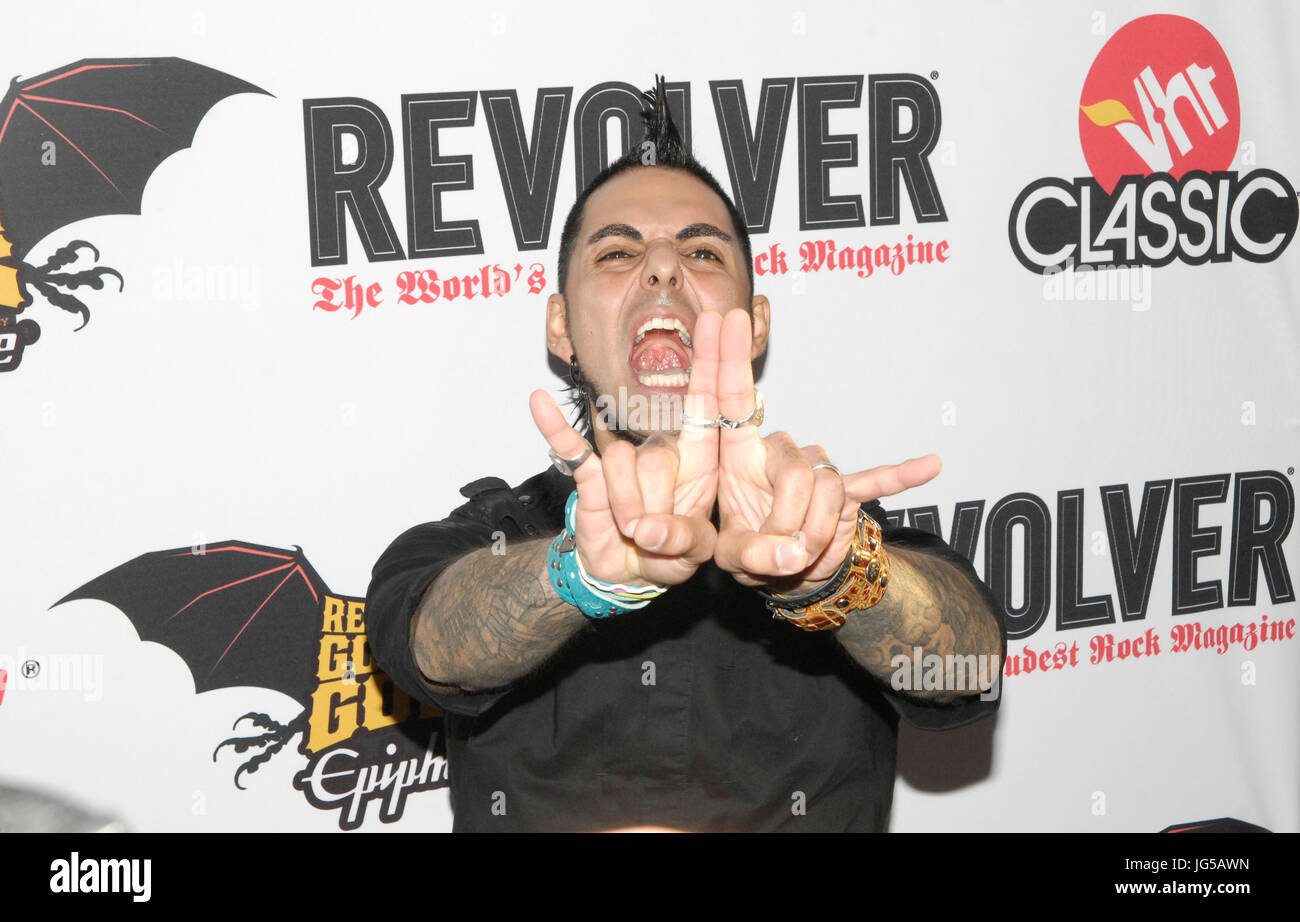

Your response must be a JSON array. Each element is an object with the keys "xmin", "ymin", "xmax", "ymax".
[
  {"xmin": 597, "ymin": 248, "xmax": 634, "ymax": 262},
  {"xmin": 688, "ymin": 248, "xmax": 721, "ymax": 261}
]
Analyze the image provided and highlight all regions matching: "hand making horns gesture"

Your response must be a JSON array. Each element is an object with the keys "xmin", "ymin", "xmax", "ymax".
[
  {"xmin": 708, "ymin": 308, "xmax": 941, "ymax": 594},
  {"xmin": 529, "ymin": 307, "xmax": 942, "ymax": 595}
]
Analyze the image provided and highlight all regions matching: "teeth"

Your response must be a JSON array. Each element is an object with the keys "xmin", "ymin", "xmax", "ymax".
[
  {"xmin": 636, "ymin": 370, "xmax": 691, "ymax": 387},
  {"xmin": 633, "ymin": 317, "xmax": 692, "ymax": 348}
]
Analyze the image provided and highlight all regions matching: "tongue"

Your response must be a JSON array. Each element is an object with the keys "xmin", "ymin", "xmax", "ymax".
[{"xmin": 630, "ymin": 333, "xmax": 689, "ymax": 373}]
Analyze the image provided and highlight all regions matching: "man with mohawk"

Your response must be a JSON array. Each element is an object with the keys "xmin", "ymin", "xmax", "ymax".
[{"xmin": 367, "ymin": 77, "xmax": 1005, "ymax": 832}]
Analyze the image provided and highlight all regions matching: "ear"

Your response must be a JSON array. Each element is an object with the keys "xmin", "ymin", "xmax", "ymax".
[
  {"xmin": 546, "ymin": 293, "xmax": 573, "ymax": 362},
  {"xmin": 749, "ymin": 293, "xmax": 771, "ymax": 360}
]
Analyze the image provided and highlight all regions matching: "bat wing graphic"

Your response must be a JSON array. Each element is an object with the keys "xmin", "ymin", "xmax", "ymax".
[
  {"xmin": 0, "ymin": 57, "xmax": 268, "ymax": 258},
  {"xmin": 55, "ymin": 541, "xmax": 325, "ymax": 705}
]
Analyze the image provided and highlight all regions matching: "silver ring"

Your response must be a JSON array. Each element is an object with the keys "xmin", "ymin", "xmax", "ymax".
[
  {"xmin": 811, "ymin": 462, "xmax": 841, "ymax": 476},
  {"xmin": 681, "ymin": 414, "xmax": 720, "ymax": 428},
  {"xmin": 718, "ymin": 389, "xmax": 765, "ymax": 430},
  {"xmin": 548, "ymin": 444, "xmax": 593, "ymax": 476}
]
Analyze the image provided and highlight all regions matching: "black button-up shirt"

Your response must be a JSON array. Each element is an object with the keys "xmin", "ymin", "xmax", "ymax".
[{"xmin": 366, "ymin": 465, "xmax": 1004, "ymax": 831}]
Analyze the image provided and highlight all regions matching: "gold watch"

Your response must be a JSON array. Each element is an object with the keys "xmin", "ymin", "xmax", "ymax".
[{"xmin": 765, "ymin": 506, "xmax": 891, "ymax": 631}]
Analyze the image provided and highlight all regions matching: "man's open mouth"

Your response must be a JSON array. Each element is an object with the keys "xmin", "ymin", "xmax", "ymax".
[{"xmin": 628, "ymin": 316, "xmax": 693, "ymax": 389}]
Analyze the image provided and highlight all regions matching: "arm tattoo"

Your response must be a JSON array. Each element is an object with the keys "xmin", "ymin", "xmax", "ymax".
[
  {"xmin": 409, "ymin": 537, "xmax": 588, "ymax": 692},
  {"xmin": 833, "ymin": 543, "xmax": 1003, "ymax": 703}
]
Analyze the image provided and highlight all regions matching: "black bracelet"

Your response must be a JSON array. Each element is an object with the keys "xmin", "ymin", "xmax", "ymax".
[
  {"xmin": 755, "ymin": 546, "xmax": 855, "ymax": 613},
  {"xmin": 753, "ymin": 506, "xmax": 871, "ymax": 613}
]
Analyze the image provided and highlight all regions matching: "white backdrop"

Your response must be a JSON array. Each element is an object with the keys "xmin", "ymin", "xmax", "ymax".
[{"xmin": 1, "ymin": 0, "xmax": 1295, "ymax": 832}]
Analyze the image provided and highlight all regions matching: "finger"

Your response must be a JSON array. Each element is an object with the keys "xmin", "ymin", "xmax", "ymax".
[
  {"xmin": 796, "ymin": 447, "xmax": 847, "ymax": 565},
  {"xmin": 760, "ymin": 432, "xmax": 815, "ymax": 535},
  {"xmin": 636, "ymin": 433, "xmax": 679, "ymax": 515},
  {"xmin": 717, "ymin": 308, "xmax": 759, "ymax": 437},
  {"xmin": 600, "ymin": 438, "xmax": 646, "ymax": 538},
  {"xmin": 530, "ymin": 389, "xmax": 609, "ymax": 524},
  {"xmin": 679, "ymin": 309, "xmax": 721, "ymax": 447},
  {"xmin": 715, "ymin": 527, "xmax": 808, "ymax": 579},
  {"xmin": 632, "ymin": 512, "xmax": 717, "ymax": 565},
  {"xmin": 529, "ymin": 389, "xmax": 601, "ymax": 487},
  {"xmin": 841, "ymin": 454, "xmax": 942, "ymax": 503}
]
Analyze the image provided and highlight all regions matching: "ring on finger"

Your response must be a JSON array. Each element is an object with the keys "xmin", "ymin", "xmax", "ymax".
[
  {"xmin": 549, "ymin": 443, "xmax": 593, "ymax": 476},
  {"xmin": 811, "ymin": 461, "xmax": 841, "ymax": 476},
  {"xmin": 682, "ymin": 413, "xmax": 720, "ymax": 428},
  {"xmin": 718, "ymin": 389, "xmax": 765, "ymax": 429}
]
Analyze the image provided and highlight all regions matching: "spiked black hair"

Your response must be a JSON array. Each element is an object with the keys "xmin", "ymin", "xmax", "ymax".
[
  {"xmin": 556, "ymin": 75, "xmax": 755, "ymax": 439},
  {"xmin": 556, "ymin": 75, "xmax": 754, "ymax": 295}
]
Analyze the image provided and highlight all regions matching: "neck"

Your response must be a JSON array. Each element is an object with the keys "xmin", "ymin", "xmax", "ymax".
[{"xmin": 588, "ymin": 398, "xmax": 649, "ymax": 454}]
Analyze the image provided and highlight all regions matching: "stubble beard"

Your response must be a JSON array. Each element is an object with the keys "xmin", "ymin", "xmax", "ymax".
[
  {"xmin": 570, "ymin": 352, "xmax": 649, "ymax": 449},
  {"xmin": 571, "ymin": 351, "xmax": 695, "ymax": 450}
]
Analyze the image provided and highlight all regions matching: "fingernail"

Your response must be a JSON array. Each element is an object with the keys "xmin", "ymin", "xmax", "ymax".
[
  {"xmin": 777, "ymin": 542, "xmax": 805, "ymax": 571},
  {"xmin": 643, "ymin": 522, "xmax": 668, "ymax": 550},
  {"xmin": 625, "ymin": 518, "xmax": 640, "ymax": 539}
]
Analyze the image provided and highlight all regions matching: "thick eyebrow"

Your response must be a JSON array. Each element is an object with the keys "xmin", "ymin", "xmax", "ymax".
[
  {"xmin": 676, "ymin": 223, "xmax": 732, "ymax": 243},
  {"xmin": 585, "ymin": 222, "xmax": 734, "ymax": 246}
]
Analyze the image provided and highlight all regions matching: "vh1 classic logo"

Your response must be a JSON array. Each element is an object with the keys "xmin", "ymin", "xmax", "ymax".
[{"xmin": 1009, "ymin": 14, "xmax": 1298, "ymax": 272}]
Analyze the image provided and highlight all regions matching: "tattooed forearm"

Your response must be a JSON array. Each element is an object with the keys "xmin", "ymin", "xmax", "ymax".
[
  {"xmin": 410, "ymin": 538, "xmax": 588, "ymax": 693},
  {"xmin": 833, "ymin": 543, "xmax": 1003, "ymax": 703}
]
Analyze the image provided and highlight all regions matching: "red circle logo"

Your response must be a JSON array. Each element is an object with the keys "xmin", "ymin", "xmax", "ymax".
[{"xmin": 1079, "ymin": 15, "xmax": 1240, "ymax": 194}]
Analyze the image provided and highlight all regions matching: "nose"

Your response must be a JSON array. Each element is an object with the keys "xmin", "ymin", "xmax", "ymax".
[{"xmin": 640, "ymin": 238, "xmax": 680, "ymax": 290}]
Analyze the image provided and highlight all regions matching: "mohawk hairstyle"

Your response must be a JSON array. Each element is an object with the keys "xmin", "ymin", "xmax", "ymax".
[
  {"xmin": 638, "ymin": 73, "xmax": 690, "ymax": 168},
  {"xmin": 556, "ymin": 75, "xmax": 755, "ymax": 440}
]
